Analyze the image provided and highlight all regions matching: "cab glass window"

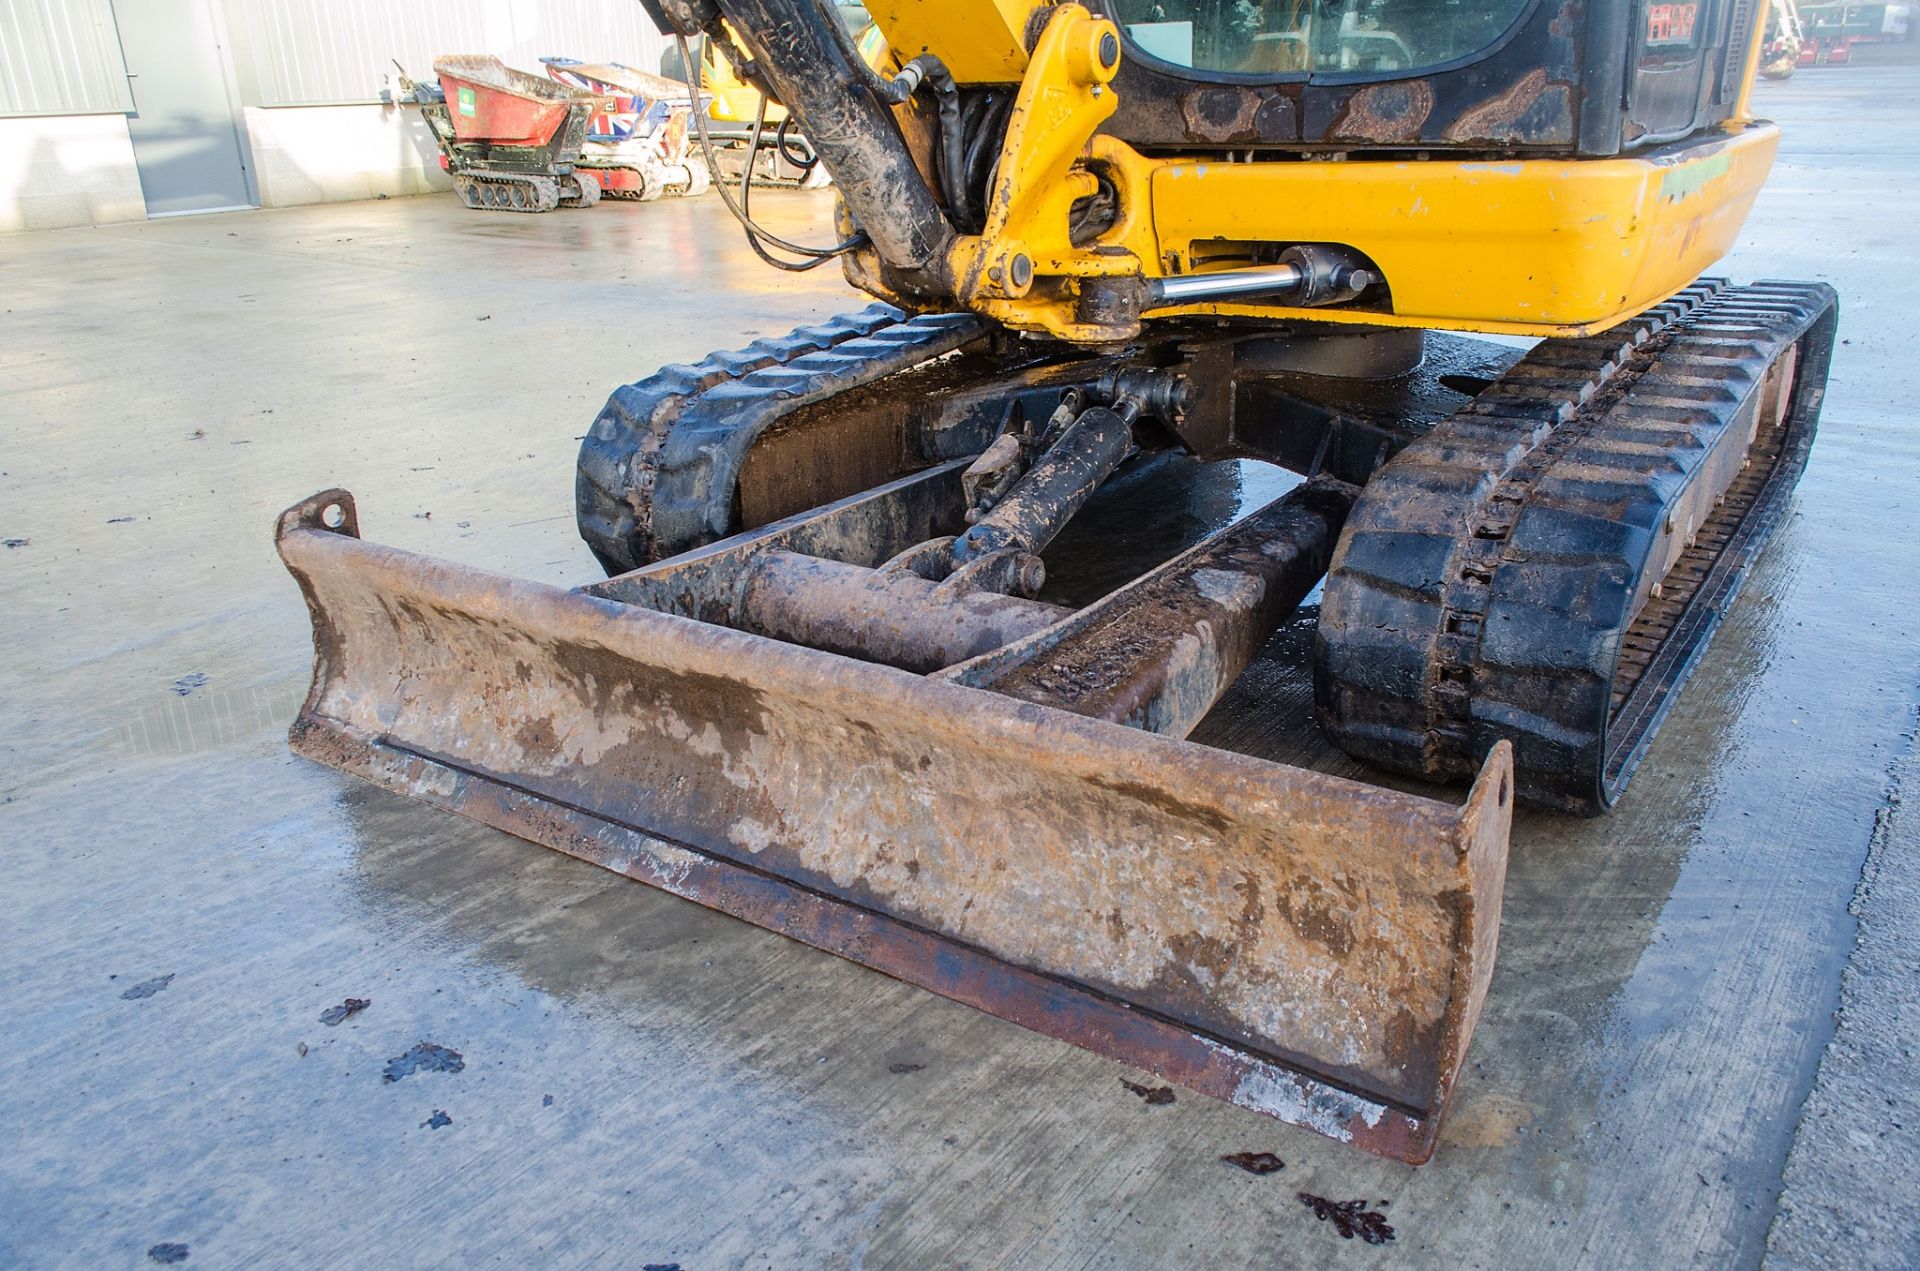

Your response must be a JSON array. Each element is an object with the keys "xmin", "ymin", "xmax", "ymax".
[
  {"xmin": 1641, "ymin": 1, "xmax": 1706, "ymax": 65},
  {"xmin": 1115, "ymin": 0, "xmax": 1534, "ymax": 76}
]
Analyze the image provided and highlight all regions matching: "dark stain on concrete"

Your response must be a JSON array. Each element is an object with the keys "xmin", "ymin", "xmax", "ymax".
[
  {"xmin": 1221, "ymin": 1151, "xmax": 1285, "ymax": 1175},
  {"xmin": 120, "ymin": 974, "xmax": 175, "ymax": 1000},
  {"xmin": 383, "ymin": 1042, "xmax": 465, "ymax": 1082},
  {"xmin": 1298, "ymin": 1194, "xmax": 1394, "ymax": 1244},
  {"xmin": 319, "ymin": 997, "xmax": 370, "ymax": 1026},
  {"xmin": 1120, "ymin": 1079, "xmax": 1176, "ymax": 1105}
]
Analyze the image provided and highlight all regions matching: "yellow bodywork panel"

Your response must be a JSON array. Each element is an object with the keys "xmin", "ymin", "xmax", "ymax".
[
  {"xmin": 866, "ymin": 3, "xmax": 1776, "ymax": 340},
  {"xmin": 867, "ymin": 0, "xmax": 1038, "ymax": 82},
  {"xmin": 948, "ymin": 4, "xmax": 1126, "ymax": 338},
  {"xmin": 1143, "ymin": 125, "xmax": 1780, "ymax": 337}
]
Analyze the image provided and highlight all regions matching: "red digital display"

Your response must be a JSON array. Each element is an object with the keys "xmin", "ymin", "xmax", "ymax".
[{"xmin": 1647, "ymin": 2, "xmax": 1700, "ymax": 45}]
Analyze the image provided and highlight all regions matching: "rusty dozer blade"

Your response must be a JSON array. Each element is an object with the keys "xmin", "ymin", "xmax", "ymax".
[{"xmin": 277, "ymin": 484, "xmax": 1511, "ymax": 1163}]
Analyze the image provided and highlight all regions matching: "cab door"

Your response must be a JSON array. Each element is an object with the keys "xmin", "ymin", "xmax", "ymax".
[{"xmin": 1627, "ymin": 0, "xmax": 1761, "ymax": 144}]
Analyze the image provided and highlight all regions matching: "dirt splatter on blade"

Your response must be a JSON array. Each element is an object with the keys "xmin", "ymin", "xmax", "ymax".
[{"xmin": 277, "ymin": 489, "xmax": 1512, "ymax": 1163}]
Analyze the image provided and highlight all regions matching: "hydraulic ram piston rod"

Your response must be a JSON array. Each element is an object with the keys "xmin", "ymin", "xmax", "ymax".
[
  {"xmin": 1147, "ymin": 251, "xmax": 1378, "ymax": 307},
  {"xmin": 1148, "ymin": 264, "xmax": 1305, "ymax": 305}
]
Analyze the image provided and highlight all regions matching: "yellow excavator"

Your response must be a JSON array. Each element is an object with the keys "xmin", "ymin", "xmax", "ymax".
[{"xmin": 276, "ymin": 0, "xmax": 1835, "ymax": 1162}]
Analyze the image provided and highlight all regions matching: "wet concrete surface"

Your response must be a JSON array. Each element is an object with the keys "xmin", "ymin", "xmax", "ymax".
[
  {"xmin": 1767, "ymin": 727, "xmax": 1920, "ymax": 1269},
  {"xmin": 2, "ymin": 64, "xmax": 1917, "ymax": 1269}
]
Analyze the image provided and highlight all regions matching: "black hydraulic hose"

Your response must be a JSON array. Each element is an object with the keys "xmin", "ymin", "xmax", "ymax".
[
  {"xmin": 937, "ymin": 77, "xmax": 967, "ymax": 231},
  {"xmin": 961, "ymin": 92, "xmax": 1012, "ymax": 233},
  {"xmin": 706, "ymin": 0, "xmax": 955, "ymax": 288},
  {"xmin": 673, "ymin": 34, "xmax": 866, "ymax": 271},
  {"xmin": 773, "ymin": 117, "xmax": 818, "ymax": 173},
  {"xmin": 738, "ymin": 95, "xmax": 847, "ymax": 271},
  {"xmin": 874, "ymin": 55, "xmax": 966, "ymax": 231},
  {"xmin": 954, "ymin": 93, "xmax": 987, "ymax": 231},
  {"xmin": 810, "ymin": 0, "xmax": 903, "ymax": 100},
  {"xmin": 806, "ymin": 0, "xmax": 961, "ymax": 219}
]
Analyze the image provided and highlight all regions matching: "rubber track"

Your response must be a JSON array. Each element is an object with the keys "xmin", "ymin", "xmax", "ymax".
[
  {"xmin": 453, "ymin": 172, "xmax": 561, "ymax": 213},
  {"xmin": 576, "ymin": 304, "xmax": 989, "ymax": 573},
  {"xmin": 1315, "ymin": 280, "xmax": 1838, "ymax": 812}
]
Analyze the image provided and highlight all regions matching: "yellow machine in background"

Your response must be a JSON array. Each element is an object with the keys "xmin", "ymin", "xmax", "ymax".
[
  {"xmin": 667, "ymin": 1, "xmax": 888, "ymax": 186},
  {"xmin": 278, "ymin": 0, "xmax": 1838, "ymax": 1162},
  {"xmin": 1763, "ymin": 0, "xmax": 1808, "ymax": 77}
]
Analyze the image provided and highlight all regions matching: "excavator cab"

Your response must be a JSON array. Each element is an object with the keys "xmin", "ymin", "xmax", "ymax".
[
  {"xmin": 276, "ymin": 0, "xmax": 1834, "ymax": 1160},
  {"xmin": 1022, "ymin": 0, "xmax": 1744, "ymax": 148},
  {"xmin": 724, "ymin": 0, "xmax": 1789, "ymax": 340},
  {"xmin": 1110, "ymin": 0, "xmax": 1738, "ymax": 144}
]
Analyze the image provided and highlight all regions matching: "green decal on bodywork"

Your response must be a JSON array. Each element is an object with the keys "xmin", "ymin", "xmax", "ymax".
[
  {"xmin": 457, "ymin": 86, "xmax": 476, "ymax": 116},
  {"xmin": 1661, "ymin": 151, "xmax": 1731, "ymax": 200}
]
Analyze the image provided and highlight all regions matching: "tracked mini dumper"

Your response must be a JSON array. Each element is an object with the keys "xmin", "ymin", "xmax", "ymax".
[
  {"xmin": 425, "ymin": 56, "xmax": 604, "ymax": 212},
  {"xmin": 541, "ymin": 58, "xmax": 712, "ymax": 201},
  {"xmin": 281, "ymin": 1, "xmax": 1839, "ymax": 1161}
]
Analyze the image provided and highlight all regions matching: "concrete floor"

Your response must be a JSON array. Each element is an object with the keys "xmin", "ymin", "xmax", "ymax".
[{"xmin": 3, "ymin": 63, "xmax": 1917, "ymax": 1270}]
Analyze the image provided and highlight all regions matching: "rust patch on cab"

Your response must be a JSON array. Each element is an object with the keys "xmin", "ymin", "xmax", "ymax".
[
  {"xmin": 1328, "ymin": 81, "xmax": 1434, "ymax": 144},
  {"xmin": 1182, "ymin": 87, "xmax": 1259, "ymax": 143},
  {"xmin": 1443, "ymin": 69, "xmax": 1572, "ymax": 145}
]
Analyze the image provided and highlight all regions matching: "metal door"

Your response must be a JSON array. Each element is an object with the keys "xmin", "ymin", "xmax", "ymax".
[{"xmin": 110, "ymin": 0, "xmax": 253, "ymax": 216}]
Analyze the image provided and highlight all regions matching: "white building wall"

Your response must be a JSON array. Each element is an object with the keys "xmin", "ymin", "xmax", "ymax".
[
  {"xmin": 0, "ymin": 0, "xmax": 145, "ymax": 230},
  {"xmin": 0, "ymin": 113, "xmax": 145, "ymax": 232},
  {"xmin": 2, "ymin": 0, "xmax": 671, "ymax": 231},
  {"xmin": 243, "ymin": 103, "xmax": 449, "ymax": 206},
  {"xmin": 226, "ymin": 0, "xmax": 667, "ymax": 106},
  {"xmin": 222, "ymin": 0, "xmax": 670, "ymax": 212},
  {"xmin": 0, "ymin": 0, "xmax": 133, "ymax": 115}
]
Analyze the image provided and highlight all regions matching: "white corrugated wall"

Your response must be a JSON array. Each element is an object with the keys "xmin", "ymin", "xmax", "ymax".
[
  {"xmin": 2, "ymin": 0, "xmax": 678, "ymax": 227},
  {"xmin": 0, "ymin": 0, "xmax": 133, "ymax": 116},
  {"xmin": 226, "ymin": 0, "xmax": 670, "ymax": 107},
  {"xmin": 0, "ymin": 1, "xmax": 672, "ymax": 115}
]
